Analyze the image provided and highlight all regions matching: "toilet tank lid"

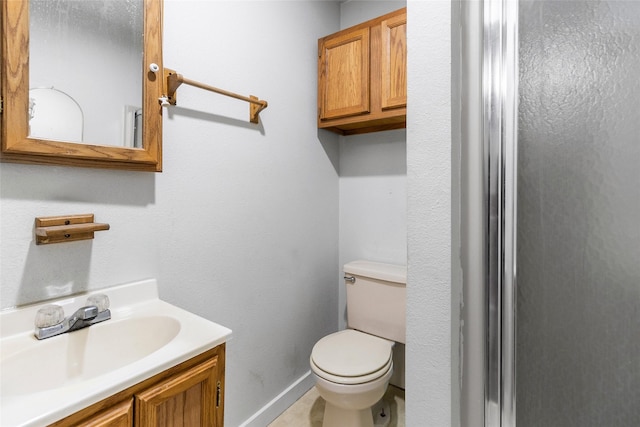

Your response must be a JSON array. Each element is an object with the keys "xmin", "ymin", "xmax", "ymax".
[{"xmin": 343, "ymin": 260, "xmax": 406, "ymax": 284}]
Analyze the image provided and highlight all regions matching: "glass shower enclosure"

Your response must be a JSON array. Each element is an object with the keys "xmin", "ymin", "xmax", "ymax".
[{"xmin": 476, "ymin": 0, "xmax": 640, "ymax": 425}]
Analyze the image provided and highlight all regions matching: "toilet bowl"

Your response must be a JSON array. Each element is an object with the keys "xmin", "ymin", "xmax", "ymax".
[
  {"xmin": 310, "ymin": 329, "xmax": 394, "ymax": 427},
  {"xmin": 310, "ymin": 260, "xmax": 406, "ymax": 427}
]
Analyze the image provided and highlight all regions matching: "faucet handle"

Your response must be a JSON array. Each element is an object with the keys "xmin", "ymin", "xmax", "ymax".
[
  {"xmin": 35, "ymin": 304, "xmax": 65, "ymax": 328},
  {"xmin": 86, "ymin": 294, "xmax": 110, "ymax": 313}
]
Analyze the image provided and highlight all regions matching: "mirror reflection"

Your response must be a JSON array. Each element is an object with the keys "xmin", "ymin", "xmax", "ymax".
[{"xmin": 29, "ymin": 0, "xmax": 144, "ymax": 148}]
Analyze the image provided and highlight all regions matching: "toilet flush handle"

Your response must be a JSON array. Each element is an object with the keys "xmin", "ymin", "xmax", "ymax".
[{"xmin": 344, "ymin": 275, "xmax": 356, "ymax": 283}]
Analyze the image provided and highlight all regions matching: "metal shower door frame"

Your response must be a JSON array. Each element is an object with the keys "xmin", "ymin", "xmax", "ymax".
[{"xmin": 482, "ymin": 0, "xmax": 518, "ymax": 426}]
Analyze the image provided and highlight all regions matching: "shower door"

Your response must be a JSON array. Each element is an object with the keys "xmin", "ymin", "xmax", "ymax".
[
  {"xmin": 516, "ymin": 0, "xmax": 640, "ymax": 425},
  {"xmin": 483, "ymin": 0, "xmax": 640, "ymax": 426}
]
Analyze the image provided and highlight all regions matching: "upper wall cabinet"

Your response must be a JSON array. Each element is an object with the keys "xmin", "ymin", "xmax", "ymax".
[
  {"xmin": 1, "ymin": 0, "xmax": 163, "ymax": 172},
  {"xmin": 318, "ymin": 8, "xmax": 406, "ymax": 136}
]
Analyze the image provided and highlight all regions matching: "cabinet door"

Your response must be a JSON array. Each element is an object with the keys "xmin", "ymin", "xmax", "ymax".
[
  {"xmin": 319, "ymin": 27, "xmax": 370, "ymax": 120},
  {"xmin": 135, "ymin": 357, "xmax": 220, "ymax": 427},
  {"xmin": 381, "ymin": 13, "xmax": 407, "ymax": 110},
  {"xmin": 76, "ymin": 399, "xmax": 133, "ymax": 427}
]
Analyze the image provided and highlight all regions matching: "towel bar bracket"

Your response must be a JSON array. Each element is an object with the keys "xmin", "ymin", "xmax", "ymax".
[{"xmin": 163, "ymin": 68, "xmax": 268, "ymax": 124}]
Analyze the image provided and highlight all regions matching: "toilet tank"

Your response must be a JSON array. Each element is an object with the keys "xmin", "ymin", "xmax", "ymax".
[{"xmin": 344, "ymin": 260, "xmax": 406, "ymax": 344}]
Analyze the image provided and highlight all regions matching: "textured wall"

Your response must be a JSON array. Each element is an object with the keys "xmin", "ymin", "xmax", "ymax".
[
  {"xmin": 517, "ymin": 1, "xmax": 640, "ymax": 425},
  {"xmin": 406, "ymin": 0, "xmax": 455, "ymax": 425}
]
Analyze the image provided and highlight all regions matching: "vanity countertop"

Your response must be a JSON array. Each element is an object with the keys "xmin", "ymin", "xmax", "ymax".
[{"xmin": 0, "ymin": 279, "xmax": 232, "ymax": 427}]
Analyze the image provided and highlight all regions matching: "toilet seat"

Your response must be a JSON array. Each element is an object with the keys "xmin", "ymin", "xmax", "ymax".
[{"xmin": 310, "ymin": 329, "xmax": 393, "ymax": 385}]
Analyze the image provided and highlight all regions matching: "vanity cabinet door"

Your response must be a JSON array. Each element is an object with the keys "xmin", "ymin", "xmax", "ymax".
[{"xmin": 135, "ymin": 356, "xmax": 222, "ymax": 427}]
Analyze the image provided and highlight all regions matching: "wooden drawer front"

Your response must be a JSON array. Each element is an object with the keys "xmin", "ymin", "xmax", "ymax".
[
  {"xmin": 76, "ymin": 399, "xmax": 133, "ymax": 427},
  {"xmin": 319, "ymin": 28, "xmax": 370, "ymax": 120}
]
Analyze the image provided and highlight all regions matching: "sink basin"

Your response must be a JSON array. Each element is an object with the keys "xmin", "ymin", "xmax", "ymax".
[
  {"xmin": 1, "ymin": 315, "xmax": 180, "ymax": 395},
  {"xmin": 0, "ymin": 279, "xmax": 232, "ymax": 427}
]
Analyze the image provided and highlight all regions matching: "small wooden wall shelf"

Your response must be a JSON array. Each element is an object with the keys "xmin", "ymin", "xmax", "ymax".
[{"xmin": 35, "ymin": 214, "xmax": 110, "ymax": 245}]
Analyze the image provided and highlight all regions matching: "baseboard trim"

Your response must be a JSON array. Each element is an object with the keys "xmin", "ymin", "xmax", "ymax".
[{"xmin": 239, "ymin": 371, "xmax": 315, "ymax": 427}]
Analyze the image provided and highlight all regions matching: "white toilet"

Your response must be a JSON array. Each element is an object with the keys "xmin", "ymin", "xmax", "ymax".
[{"xmin": 310, "ymin": 260, "xmax": 406, "ymax": 427}]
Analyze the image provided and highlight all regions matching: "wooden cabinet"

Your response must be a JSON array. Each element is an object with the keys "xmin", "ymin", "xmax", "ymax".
[
  {"xmin": 49, "ymin": 344, "xmax": 225, "ymax": 427},
  {"xmin": 78, "ymin": 400, "xmax": 133, "ymax": 427},
  {"xmin": 318, "ymin": 8, "xmax": 407, "ymax": 135},
  {"xmin": 136, "ymin": 356, "xmax": 220, "ymax": 426}
]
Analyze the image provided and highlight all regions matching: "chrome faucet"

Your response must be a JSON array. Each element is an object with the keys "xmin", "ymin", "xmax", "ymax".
[{"xmin": 34, "ymin": 294, "xmax": 111, "ymax": 340}]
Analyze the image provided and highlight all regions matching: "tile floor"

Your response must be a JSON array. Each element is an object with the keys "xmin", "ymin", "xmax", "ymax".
[{"xmin": 268, "ymin": 385, "xmax": 405, "ymax": 427}]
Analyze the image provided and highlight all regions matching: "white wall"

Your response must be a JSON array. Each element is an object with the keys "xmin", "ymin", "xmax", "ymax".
[
  {"xmin": 340, "ymin": 0, "xmax": 406, "ymax": 28},
  {"xmin": 338, "ymin": 132, "xmax": 407, "ymax": 282},
  {"xmin": 0, "ymin": 2, "xmax": 341, "ymax": 426},
  {"xmin": 406, "ymin": 1, "xmax": 458, "ymax": 426}
]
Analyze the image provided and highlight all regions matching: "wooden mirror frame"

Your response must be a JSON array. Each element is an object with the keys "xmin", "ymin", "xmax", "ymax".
[{"xmin": 1, "ymin": 0, "xmax": 163, "ymax": 172}]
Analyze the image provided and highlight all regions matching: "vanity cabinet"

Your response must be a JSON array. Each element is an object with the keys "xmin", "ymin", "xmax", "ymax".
[
  {"xmin": 48, "ymin": 344, "xmax": 225, "ymax": 427},
  {"xmin": 318, "ymin": 8, "xmax": 407, "ymax": 135}
]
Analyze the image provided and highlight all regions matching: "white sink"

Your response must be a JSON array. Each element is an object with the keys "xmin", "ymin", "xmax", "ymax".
[
  {"xmin": 0, "ymin": 279, "xmax": 231, "ymax": 427},
  {"xmin": 2, "ymin": 315, "xmax": 181, "ymax": 395}
]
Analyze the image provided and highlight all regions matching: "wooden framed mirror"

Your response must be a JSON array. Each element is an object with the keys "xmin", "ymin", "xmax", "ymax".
[{"xmin": 1, "ymin": 0, "xmax": 163, "ymax": 172}]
